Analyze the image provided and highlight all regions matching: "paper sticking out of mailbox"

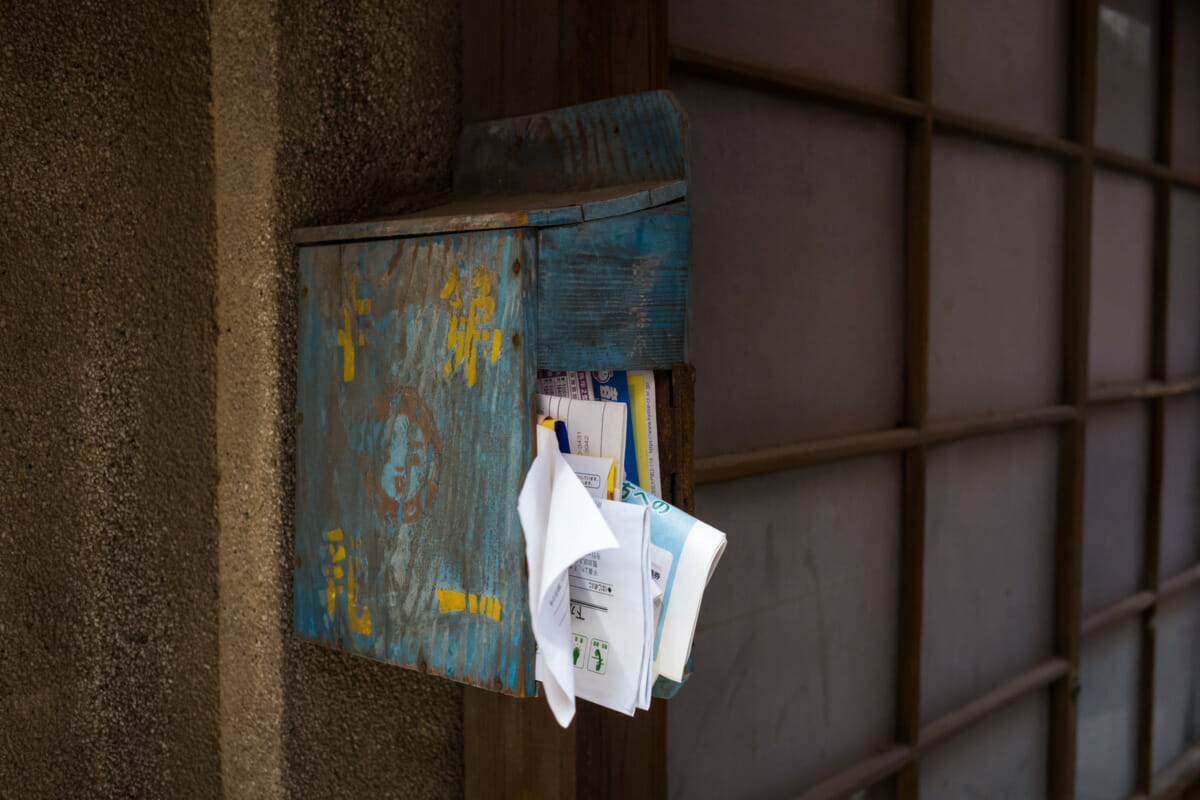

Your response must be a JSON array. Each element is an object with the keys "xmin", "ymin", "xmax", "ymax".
[
  {"xmin": 570, "ymin": 500, "xmax": 656, "ymax": 716},
  {"xmin": 537, "ymin": 370, "xmax": 663, "ymax": 499},
  {"xmin": 537, "ymin": 394, "xmax": 627, "ymax": 490},
  {"xmin": 520, "ymin": 428, "xmax": 658, "ymax": 724},
  {"xmin": 520, "ymin": 424, "xmax": 619, "ymax": 727},
  {"xmin": 520, "ymin": 399, "xmax": 730, "ymax": 724},
  {"xmin": 622, "ymin": 482, "xmax": 728, "ymax": 683}
]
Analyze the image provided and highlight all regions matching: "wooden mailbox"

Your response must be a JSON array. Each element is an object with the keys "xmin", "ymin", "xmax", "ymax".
[{"xmin": 293, "ymin": 91, "xmax": 689, "ymax": 696}]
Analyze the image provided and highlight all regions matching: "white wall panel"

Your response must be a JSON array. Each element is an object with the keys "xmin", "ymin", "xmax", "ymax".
[
  {"xmin": 921, "ymin": 692, "xmax": 1049, "ymax": 800},
  {"xmin": 1076, "ymin": 620, "xmax": 1141, "ymax": 800},
  {"xmin": 1160, "ymin": 396, "xmax": 1200, "ymax": 579},
  {"xmin": 1167, "ymin": 190, "xmax": 1200, "ymax": 379},
  {"xmin": 675, "ymin": 72, "xmax": 905, "ymax": 456},
  {"xmin": 1096, "ymin": 0, "xmax": 1160, "ymax": 159},
  {"xmin": 1152, "ymin": 588, "xmax": 1200, "ymax": 772},
  {"xmin": 932, "ymin": 0, "xmax": 1067, "ymax": 135},
  {"xmin": 669, "ymin": 457, "xmax": 900, "ymax": 798},
  {"xmin": 1082, "ymin": 403, "xmax": 1149, "ymax": 614},
  {"xmin": 1089, "ymin": 170, "xmax": 1155, "ymax": 388},
  {"xmin": 671, "ymin": 0, "xmax": 907, "ymax": 95},
  {"xmin": 922, "ymin": 429, "xmax": 1058, "ymax": 722},
  {"xmin": 929, "ymin": 137, "xmax": 1064, "ymax": 420}
]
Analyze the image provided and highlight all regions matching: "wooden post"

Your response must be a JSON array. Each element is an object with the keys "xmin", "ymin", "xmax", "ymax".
[{"xmin": 461, "ymin": 2, "xmax": 670, "ymax": 797}]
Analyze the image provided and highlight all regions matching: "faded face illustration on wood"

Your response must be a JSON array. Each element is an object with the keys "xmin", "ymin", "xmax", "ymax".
[{"xmin": 373, "ymin": 386, "xmax": 441, "ymax": 525}]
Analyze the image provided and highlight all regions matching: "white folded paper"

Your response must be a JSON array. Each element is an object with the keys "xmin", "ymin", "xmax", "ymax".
[
  {"xmin": 569, "ymin": 500, "xmax": 655, "ymax": 715},
  {"xmin": 519, "ymin": 425, "xmax": 619, "ymax": 727},
  {"xmin": 560, "ymin": 452, "xmax": 616, "ymax": 501}
]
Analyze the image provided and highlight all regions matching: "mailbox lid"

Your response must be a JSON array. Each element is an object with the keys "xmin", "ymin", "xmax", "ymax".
[
  {"xmin": 295, "ymin": 227, "xmax": 538, "ymax": 695},
  {"xmin": 293, "ymin": 90, "xmax": 689, "ymax": 245},
  {"xmin": 292, "ymin": 179, "xmax": 685, "ymax": 244}
]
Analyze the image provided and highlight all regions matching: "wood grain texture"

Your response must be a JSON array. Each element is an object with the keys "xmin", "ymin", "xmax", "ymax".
[
  {"xmin": 918, "ymin": 658, "xmax": 1070, "ymax": 750},
  {"xmin": 670, "ymin": 363, "xmax": 696, "ymax": 516},
  {"xmin": 571, "ymin": 366, "xmax": 689, "ymax": 798},
  {"xmin": 575, "ymin": 699, "xmax": 667, "ymax": 800},
  {"xmin": 645, "ymin": 363, "xmax": 695, "ymax": 703},
  {"xmin": 458, "ymin": 4, "xmax": 674, "ymax": 793},
  {"xmin": 455, "ymin": 91, "xmax": 687, "ymax": 197},
  {"xmin": 295, "ymin": 229, "xmax": 538, "ymax": 695},
  {"xmin": 897, "ymin": 7, "xmax": 931, "ymax": 786},
  {"xmin": 537, "ymin": 202, "xmax": 689, "ymax": 371},
  {"xmin": 1081, "ymin": 590, "xmax": 1156, "ymax": 636},
  {"xmin": 1050, "ymin": 3, "xmax": 1099, "ymax": 796},
  {"xmin": 464, "ymin": 686, "xmax": 576, "ymax": 798},
  {"xmin": 1152, "ymin": 740, "xmax": 1200, "ymax": 799},
  {"xmin": 897, "ymin": 444, "xmax": 926, "ymax": 747},
  {"xmin": 693, "ymin": 405, "xmax": 1079, "ymax": 485},
  {"xmin": 654, "ymin": 369, "xmax": 678, "ymax": 507},
  {"xmin": 461, "ymin": 0, "xmax": 667, "ymax": 124},
  {"xmin": 1089, "ymin": 377, "xmax": 1200, "ymax": 404},
  {"xmin": 798, "ymin": 746, "xmax": 915, "ymax": 800},
  {"xmin": 1140, "ymin": 1, "xmax": 1179, "ymax": 791},
  {"xmin": 1160, "ymin": 561, "xmax": 1200, "ymax": 599}
]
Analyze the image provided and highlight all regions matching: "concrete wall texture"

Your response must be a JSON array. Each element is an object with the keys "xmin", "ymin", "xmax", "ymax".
[{"xmin": 1, "ymin": 1, "xmax": 465, "ymax": 796}]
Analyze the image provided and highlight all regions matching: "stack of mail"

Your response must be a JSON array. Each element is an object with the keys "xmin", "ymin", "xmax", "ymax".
[
  {"xmin": 519, "ymin": 388, "xmax": 727, "ymax": 725},
  {"xmin": 537, "ymin": 370, "xmax": 662, "ymax": 498},
  {"xmin": 621, "ymin": 481, "xmax": 726, "ymax": 685},
  {"xmin": 520, "ymin": 424, "xmax": 654, "ymax": 724}
]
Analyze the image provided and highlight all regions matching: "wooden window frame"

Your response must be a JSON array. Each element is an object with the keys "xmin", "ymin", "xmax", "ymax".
[{"xmin": 673, "ymin": 1, "xmax": 1200, "ymax": 797}]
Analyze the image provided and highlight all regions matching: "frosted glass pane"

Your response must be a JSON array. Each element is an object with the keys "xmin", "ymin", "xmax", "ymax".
[
  {"xmin": 1173, "ymin": 1, "xmax": 1200, "ymax": 172},
  {"xmin": 920, "ymin": 691, "xmax": 1049, "ymax": 800},
  {"xmin": 1082, "ymin": 403, "xmax": 1149, "ymax": 614},
  {"xmin": 932, "ymin": 0, "xmax": 1067, "ymax": 136},
  {"xmin": 1152, "ymin": 587, "xmax": 1200, "ymax": 772},
  {"xmin": 669, "ymin": 457, "xmax": 900, "ymax": 798},
  {"xmin": 1096, "ymin": 0, "xmax": 1160, "ymax": 159},
  {"xmin": 922, "ymin": 428, "xmax": 1059, "ymax": 722},
  {"xmin": 675, "ymin": 72, "xmax": 906, "ymax": 456},
  {"xmin": 1089, "ymin": 170, "xmax": 1155, "ymax": 387},
  {"xmin": 1076, "ymin": 620, "xmax": 1141, "ymax": 800},
  {"xmin": 1167, "ymin": 189, "xmax": 1200, "ymax": 379},
  {"xmin": 670, "ymin": 0, "xmax": 907, "ymax": 95},
  {"xmin": 929, "ymin": 137, "xmax": 1064, "ymax": 420},
  {"xmin": 1160, "ymin": 396, "xmax": 1200, "ymax": 578}
]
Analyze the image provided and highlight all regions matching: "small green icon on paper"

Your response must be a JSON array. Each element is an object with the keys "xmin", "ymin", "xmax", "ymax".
[
  {"xmin": 588, "ymin": 638, "xmax": 609, "ymax": 675},
  {"xmin": 572, "ymin": 634, "xmax": 587, "ymax": 669}
]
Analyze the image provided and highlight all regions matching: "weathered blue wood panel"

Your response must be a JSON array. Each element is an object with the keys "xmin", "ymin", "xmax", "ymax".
[
  {"xmin": 295, "ymin": 228, "xmax": 538, "ymax": 695},
  {"xmin": 536, "ymin": 201, "xmax": 690, "ymax": 371},
  {"xmin": 454, "ymin": 91, "xmax": 688, "ymax": 197}
]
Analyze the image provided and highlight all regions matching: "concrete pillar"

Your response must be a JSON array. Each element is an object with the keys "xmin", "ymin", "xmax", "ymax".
[{"xmin": 3, "ymin": 0, "xmax": 465, "ymax": 796}]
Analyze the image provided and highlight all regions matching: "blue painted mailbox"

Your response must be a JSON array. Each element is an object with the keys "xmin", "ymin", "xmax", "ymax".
[{"xmin": 293, "ymin": 91, "xmax": 689, "ymax": 695}]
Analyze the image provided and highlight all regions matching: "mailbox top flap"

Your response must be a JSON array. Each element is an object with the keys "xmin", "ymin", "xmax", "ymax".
[
  {"xmin": 292, "ymin": 178, "xmax": 685, "ymax": 244},
  {"xmin": 293, "ymin": 91, "xmax": 689, "ymax": 245},
  {"xmin": 453, "ymin": 90, "xmax": 688, "ymax": 196}
]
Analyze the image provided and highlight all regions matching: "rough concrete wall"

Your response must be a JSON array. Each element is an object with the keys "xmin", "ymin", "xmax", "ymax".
[
  {"xmin": 212, "ymin": 0, "xmax": 288, "ymax": 794},
  {"xmin": 0, "ymin": 2, "xmax": 221, "ymax": 798},
  {"xmin": 2, "ymin": 0, "xmax": 463, "ymax": 795},
  {"xmin": 213, "ymin": 0, "xmax": 466, "ymax": 797}
]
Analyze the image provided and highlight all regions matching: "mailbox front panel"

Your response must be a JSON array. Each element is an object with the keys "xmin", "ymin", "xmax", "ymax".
[{"xmin": 295, "ymin": 228, "xmax": 537, "ymax": 695}]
